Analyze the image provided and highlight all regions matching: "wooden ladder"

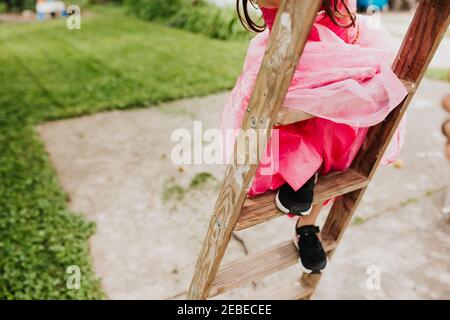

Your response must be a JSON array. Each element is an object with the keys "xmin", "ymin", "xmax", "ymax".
[{"xmin": 187, "ymin": 0, "xmax": 450, "ymax": 300}]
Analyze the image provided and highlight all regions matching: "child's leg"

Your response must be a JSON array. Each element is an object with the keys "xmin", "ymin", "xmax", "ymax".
[
  {"xmin": 294, "ymin": 203, "xmax": 327, "ymax": 273},
  {"xmin": 296, "ymin": 203, "xmax": 322, "ymax": 228}
]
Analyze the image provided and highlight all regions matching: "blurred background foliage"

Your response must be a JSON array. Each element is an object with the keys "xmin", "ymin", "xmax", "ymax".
[
  {"xmin": 123, "ymin": 0, "xmax": 249, "ymax": 40},
  {"xmin": 0, "ymin": 0, "xmax": 250, "ymax": 40}
]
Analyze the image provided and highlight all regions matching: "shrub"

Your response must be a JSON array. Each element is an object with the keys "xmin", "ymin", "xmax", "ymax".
[
  {"xmin": 167, "ymin": 2, "xmax": 248, "ymax": 40},
  {"xmin": 2, "ymin": 0, "xmax": 36, "ymax": 12},
  {"xmin": 124, "ymin": 0, "xmax": 250, "ymax": 40},
  {"xmin": 124, "ymin": 0, "xmax": 188, "ymax": 22}
]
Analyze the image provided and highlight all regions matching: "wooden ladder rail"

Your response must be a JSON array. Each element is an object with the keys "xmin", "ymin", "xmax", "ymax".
[
  {"xmin": 187, "ymin": 0, "xmax": 450, "ymax": 300},
  {"xmin": 301, "ymin": 0, "xmax": 450, "ymax": 298},
  {"xmin": 187, "ymin": 0, "xmax": 323, "ymax": 300}
]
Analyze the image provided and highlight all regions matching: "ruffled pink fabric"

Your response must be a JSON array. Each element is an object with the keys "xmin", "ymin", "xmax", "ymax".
[{"xmin": 220, "ymin": 1, "xmax": 408, "ymax": 196}]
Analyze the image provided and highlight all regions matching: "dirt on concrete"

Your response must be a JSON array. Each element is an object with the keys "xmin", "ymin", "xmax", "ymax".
[
  {"xmin": 37, "ymin": 78, "xmax": 450, "ymax": 299},
  {"xmin": 35, "ymin": 9, "xmax": 450, "ymax": 300}
]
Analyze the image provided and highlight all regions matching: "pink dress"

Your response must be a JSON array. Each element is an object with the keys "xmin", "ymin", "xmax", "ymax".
[{"xmin": 220, "ymin": 0, "xmax": 408, "ymax": 196}]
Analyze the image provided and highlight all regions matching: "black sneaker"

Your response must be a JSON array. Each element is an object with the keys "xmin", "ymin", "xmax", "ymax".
[
  {"xmin": 294, "ymin": 225, "xmax": 327, "ymax": 274},
  {"xmin": 275, "ymin": 173, "xmax": 318, "ymax": 216}
]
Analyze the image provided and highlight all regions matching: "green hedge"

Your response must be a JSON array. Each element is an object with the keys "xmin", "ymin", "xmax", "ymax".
[
  {"xmin": 124, "ymin": 0, "xmax": 184, "ymax": 21},
  {"xmin": 125, "ymin": 0, "xmax": 250, "ymax": 40},
  {"xmin": 2, "ymin": 0, "xmax": 35, "ymax": 12}
]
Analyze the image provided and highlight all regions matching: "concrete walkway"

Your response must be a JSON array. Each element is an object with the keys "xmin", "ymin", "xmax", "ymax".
[
  {"xmin": 36, "ymin": 12, "xmax": 450, "ymax": 299},
  {"xmin": 38, "ymin": 78, "xmax": 450, "ymax": 299}
]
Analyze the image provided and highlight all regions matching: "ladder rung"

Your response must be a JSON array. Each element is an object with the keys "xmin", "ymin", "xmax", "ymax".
[
  {"xmin": 235, "ymin": 169, "xmax": 369, "ymax": 231},
  {"xmin": 276, "ymin": 109, "xmax": 314, "ymax": 126},
  {"xmin": 253, "ymin": 278, "xmax": 314, "ymax": 300},
  {"xmin": 208, "ymin": 238, "xmax": 337, "ymax": 298}
]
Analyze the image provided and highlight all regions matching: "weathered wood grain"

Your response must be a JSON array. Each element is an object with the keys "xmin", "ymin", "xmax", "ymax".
[
  {"xmin": 187, "ymin": 0, "xmax": 323, "ymax": 300},
  {"xmin": 302, "ymin": 0, "xmax": 450, "ymax": 297},
  {"xmin": 189, "ymin": 0, "xmax": 449, "ymax": 301},
  {"xmin": 276, "ymin": 109, "xmax": 314, "ymax": 125},
  {"xmin": 254, "ymin": 278, "xmax": 314, "ymax": 300},
  {"xmin": 208, "ymin": 237, "xmax": 336, "ymax": 297},
  {"xmin": 235, "ymin": 169, "xmax": 369, "ymax": 231}
]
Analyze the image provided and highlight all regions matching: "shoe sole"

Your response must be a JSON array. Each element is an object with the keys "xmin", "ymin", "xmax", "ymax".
[
  {"xmin": 292, "ymin": 236, "xmax": 328, "ymax": 274},
  {"xmin": 274, "ymin": 173, "xmax": 318, "ymax": 217},
  {"xmin": 275, "ymin": 191, "xmax": 312, "ymax": 216}
]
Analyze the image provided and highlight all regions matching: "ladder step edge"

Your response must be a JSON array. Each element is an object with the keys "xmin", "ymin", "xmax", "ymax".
[
  {"xmin": 208, "ymin": 238, "xmax": 336, "ymax": 298},
  {"xmin": 235, "ymin": 169, "xmax": 369, "ymax": 231},
  {"xmin": 253, "ymin": 279, "xmax": 314, "ymax": 300}
]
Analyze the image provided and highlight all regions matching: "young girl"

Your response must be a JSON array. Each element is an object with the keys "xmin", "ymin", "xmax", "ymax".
[{"xmin": 221, "ymin": 0, "xmax": 408, "ymax": 273}]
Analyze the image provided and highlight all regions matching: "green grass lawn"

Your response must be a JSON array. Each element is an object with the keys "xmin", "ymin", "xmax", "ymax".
[
  {"xmin": 0, "ymin": 6, "xmax": 246, "ymax": 299},
  {"xmin": 426, "ymin": 68, "xmax": 450, "ymax": 83}
]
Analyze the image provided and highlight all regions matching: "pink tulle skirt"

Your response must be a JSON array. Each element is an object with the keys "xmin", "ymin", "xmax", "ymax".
[{"xmin": 220, "ymin": 15, "xmax": 408, "ymax": 196}]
